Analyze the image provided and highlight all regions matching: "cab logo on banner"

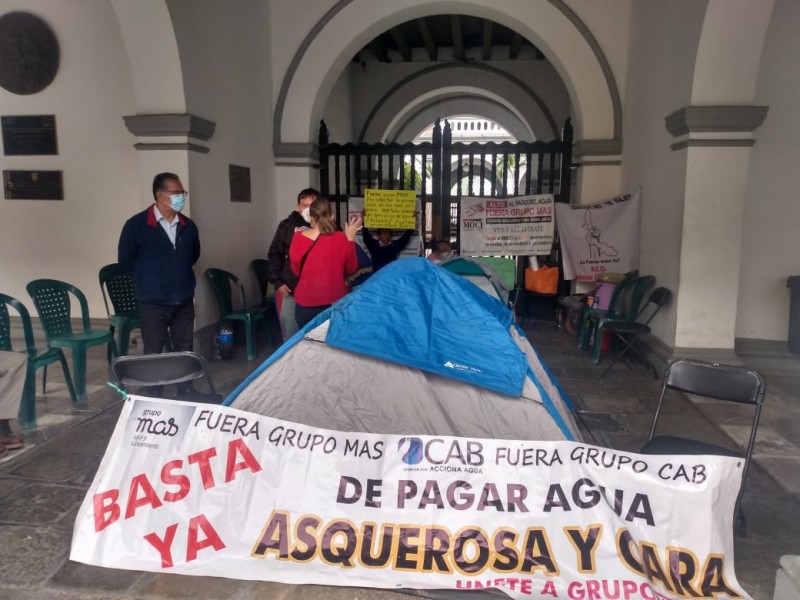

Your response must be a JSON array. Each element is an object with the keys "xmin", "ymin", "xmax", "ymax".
[{"xmin": 71, "ymin": 398, "xmax": 751, "ymax": 600}]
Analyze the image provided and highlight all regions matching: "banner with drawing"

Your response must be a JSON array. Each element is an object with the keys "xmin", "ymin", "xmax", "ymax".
[
  {"xmin": 348, "ymin": 196, "xmax": 423, "ymax": 258},
  {"xmin": 555, "ymin": 190, "xmax": 641, "ymax": 281},
  {"xmin": 71, "ymin": 397, "xmax": 750, "ymax": 600},
  {"xmin": 460, "ymin": 195, "xmax": 555, "ymax": 256}
]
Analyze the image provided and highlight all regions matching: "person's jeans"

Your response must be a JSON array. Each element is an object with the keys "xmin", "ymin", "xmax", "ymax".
[
  {"xmin": 295, "ymin": 304, "xmax": 330, "ymax": 329},
  {"xmin": 276, "ymin": 293, "xmax": 298, "ymax": 341}
]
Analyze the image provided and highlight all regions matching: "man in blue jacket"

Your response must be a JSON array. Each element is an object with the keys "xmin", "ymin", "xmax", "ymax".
[{"xmin": 118, "ymin": 173, "xmax": 201, "ymax": 363}]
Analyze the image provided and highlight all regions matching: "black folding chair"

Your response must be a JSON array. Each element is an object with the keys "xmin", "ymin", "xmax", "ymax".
[
  {"xmin": 640, "ymin": 359, "xmax": 766, "ymax": 536},
  {"xmin": 110, "ymin": 352, "xmax": 223, "ymax": 404},
  {"xmin": 599, "ymin": 287, "xmax": 671, "ymax": 378}
]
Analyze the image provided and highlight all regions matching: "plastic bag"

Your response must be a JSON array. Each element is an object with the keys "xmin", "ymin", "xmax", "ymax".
[{"xmin": 524, "ymin": 266, "xmax": 559, "ymax": 294}]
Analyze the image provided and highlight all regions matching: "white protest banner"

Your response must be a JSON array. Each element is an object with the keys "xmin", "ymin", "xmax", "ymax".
[
  {"xmin": 460, "ymin": 195, "xmax": 554, "ymax": 256},
  {"xmin": 556, "ymin": 190, "xmax": 641, "ymax": 281},
  {"xmin": 349, "ymin": 197, "xmax": 422, "ymax": 258},
  {"xmin": 72, "ymin": 397, "xmax": 750, "ymax": 600}
]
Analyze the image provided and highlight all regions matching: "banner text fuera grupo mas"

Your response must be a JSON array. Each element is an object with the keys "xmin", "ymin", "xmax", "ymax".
[{"xmin": 71, "ymin": 397, "xmax": 750, "ymax": 600}]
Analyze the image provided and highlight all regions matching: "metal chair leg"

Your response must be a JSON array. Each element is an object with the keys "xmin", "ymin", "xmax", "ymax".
[{"xmin": 602, "ymin": 332, "xmax": 637, "ymax": 377}]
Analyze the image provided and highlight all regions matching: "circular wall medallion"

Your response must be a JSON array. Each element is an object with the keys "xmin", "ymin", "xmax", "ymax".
[{"xmin": 0, "ymin": 12, "xmax": 60, "ymax": 95}]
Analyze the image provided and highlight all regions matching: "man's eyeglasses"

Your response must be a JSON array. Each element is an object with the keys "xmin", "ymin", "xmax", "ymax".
[{"xmin": 161, "ymin": 189, "xmax": 188, "ymax": 196}]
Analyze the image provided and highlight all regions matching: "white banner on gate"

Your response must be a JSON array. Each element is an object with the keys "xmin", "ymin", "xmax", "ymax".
[
  {"xmin": 71, "ymin": 397, "xmax": 750, "ymax": 600},
  {"xmin": 556, "ymin": 190, "xmax": 641, "ymax": 281},
  {"xmin": 460, "ymin": 195, "xmax": 555, "ymax": 256}
]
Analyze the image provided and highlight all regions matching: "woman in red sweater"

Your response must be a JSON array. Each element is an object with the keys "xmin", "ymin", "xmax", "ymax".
[{"xmin": 289, "ymin": 197, "xmax": 362, "ymax": 328}]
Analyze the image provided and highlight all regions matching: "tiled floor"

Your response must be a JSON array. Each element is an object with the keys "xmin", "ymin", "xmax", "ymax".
[{"xmin": 0, "ymin": 321, "xmax": 798, "ymax": 599}]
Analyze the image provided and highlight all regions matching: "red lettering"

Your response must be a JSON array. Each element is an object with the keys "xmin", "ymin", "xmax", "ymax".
[
  {"xmin": 186, "ymin": 514, "xmax": 225, "ymax": 562},
  {"xmin": 188, "ymin": 447, "xmax": 217, "ymax": 489},
  {"xmin": 224, "ymin": 438, "xmax": 262, "ymax": 483},
  {"xmin": 144, "ymin": 523, "xmax": 178, "ymax": 568},
  {"xmin": 161, "ymin": 459, "xmax": 190, "ymax": 503},
  {"xmin": 541, "ymin": 581, "xmax": 557, "ymax": 596},
  {"xmin": 93, "ymin": 489, "xmax": 120, "ymax": 532},
  {"xmin": 125, "ymin": 474, "xmax": 163, "ymax": 519}
]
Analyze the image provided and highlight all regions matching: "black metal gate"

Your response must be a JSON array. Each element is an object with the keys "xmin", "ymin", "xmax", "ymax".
[{"xmin": 317, "ymin": 118, "xmax": 573, "ymax": 292}]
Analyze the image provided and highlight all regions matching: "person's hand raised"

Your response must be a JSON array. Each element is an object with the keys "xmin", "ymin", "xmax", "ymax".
[{"xmin": 345, "ymin": 214, "xmax": 363, "ymax": 241}]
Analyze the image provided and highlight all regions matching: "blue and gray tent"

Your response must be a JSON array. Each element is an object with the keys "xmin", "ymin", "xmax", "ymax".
[
  {"xmin": 227, "ymin": 258, "xmax": 580, "ymax": 442},
  {"xmin": 438, "ymin": 255, "xmax": 511, "ymax": 305}
]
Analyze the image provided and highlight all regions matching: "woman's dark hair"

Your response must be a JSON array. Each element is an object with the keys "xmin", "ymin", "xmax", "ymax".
[{"xmin": 310, "ymin": 197, "xmax": 336, "ymax": 235}]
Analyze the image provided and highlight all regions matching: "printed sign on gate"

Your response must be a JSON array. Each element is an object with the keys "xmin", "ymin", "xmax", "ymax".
[{"xmin": 460, "ymin": 195, "xmax": 555, "ymax": 256}]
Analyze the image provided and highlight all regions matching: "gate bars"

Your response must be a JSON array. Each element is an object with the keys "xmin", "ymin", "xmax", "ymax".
[{"xmin": 318, "ymin": 118, "xmax": 573, "ymax": 251}]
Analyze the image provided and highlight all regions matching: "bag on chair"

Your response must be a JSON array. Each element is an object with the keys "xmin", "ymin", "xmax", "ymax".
[{"xmin": 524, "ymin": 265, "xmax": 559, "ymax": 294}]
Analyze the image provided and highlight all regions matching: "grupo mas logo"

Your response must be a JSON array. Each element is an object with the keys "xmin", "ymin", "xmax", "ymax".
[
  {"xmin": 136, "ymin": 410, "xmax": 179, "ymax": 437},
  {"xmin": 398, "ymin": 437, "xmax": 484, "ymax": 472}
]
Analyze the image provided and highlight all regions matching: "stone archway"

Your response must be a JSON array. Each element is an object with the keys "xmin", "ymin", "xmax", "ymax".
[
  {"xmin": 109, "ymin": 0, "xmax": 186, "ymax": 113},
  {"xmin": 388, "ymin": 95, "xmax": 531, "ymax": 144},
  {"xmin": 355, "ymin": 63, "xmax": 563, "ymax": 144},
  {"xmin": 274, "ymin": 0, "xmax": 620, "ymax": 152}
]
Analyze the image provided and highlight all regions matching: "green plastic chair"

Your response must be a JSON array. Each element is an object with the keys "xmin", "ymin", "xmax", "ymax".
[
  {"xmin": 577, "ymin": 270, "xmax": 639, "ymax": 351},
  {"xmin": 98, "ymin": 263, "xmax": 140, "ymax": 358},
  {"xmin": 589, "ymin": 275, "xmax": 656, "ymax": 364},
  {"xmin": 250, "ymin": 259, "xmax": 276, "ymax": 310},
  {"xmin": 26, "ymin": 279, "xmax": 118, "ymax": 402},
  {"xmin": 205, "ymin": 268, "xmax": 272, "ymax": 361},
  {"xmin": 0, "ymin": 292, "xmax": 78, "ymax": 429}
]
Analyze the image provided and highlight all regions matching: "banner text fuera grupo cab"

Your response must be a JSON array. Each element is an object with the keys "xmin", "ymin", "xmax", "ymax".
[{"xmin": 71, "ymin": 397, "xmax": 750, "ymax": 600}]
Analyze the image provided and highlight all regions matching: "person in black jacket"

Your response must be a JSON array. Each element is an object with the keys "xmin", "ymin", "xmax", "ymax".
[
  {"xmin": 361, "ymin": 227, "xmax": 413, "ymax": 272},
  {"xmin": 118, "ymin": 173, "xmax": 201, "ymax": 364},
  {"xmin": 267, "ymin": 188, "xmax": 318, "ymax": 340}
]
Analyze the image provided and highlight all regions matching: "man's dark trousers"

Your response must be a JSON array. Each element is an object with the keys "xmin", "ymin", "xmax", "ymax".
[
  {"xmin": 139, "ymin": 300, "xmax": 194, "ymax": 396},
  {"xmin": 139, "ymin": 300, "xmax": 195, "ymax": 354}
]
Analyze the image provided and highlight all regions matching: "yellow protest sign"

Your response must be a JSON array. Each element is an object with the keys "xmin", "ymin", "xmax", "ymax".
[{"xmin": 364, "ymin": 189, "xmax": 416, "ymax": 229}]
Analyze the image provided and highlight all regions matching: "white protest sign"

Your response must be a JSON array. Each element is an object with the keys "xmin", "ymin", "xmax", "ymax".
[
  {"xmin": 72, "ymin": 397, "xmax": 750, "ymax": 600},
  {"xmin": 556, "ymin": 190, "xmax": 641, "ymax": 282},
  {"xmin": 460, "ymin": 195, "xmax": 555, "ymax": 256}
]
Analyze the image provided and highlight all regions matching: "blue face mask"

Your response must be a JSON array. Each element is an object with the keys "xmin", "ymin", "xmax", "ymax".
[{"xmin": 169, "ymin": 194, "xmax": 186, "ymax": 212}]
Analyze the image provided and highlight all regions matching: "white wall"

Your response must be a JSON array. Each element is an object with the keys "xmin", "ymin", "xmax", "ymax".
[
  {"xmin": 268, "ymin": 0, "xmax": 334, "ymax": 115},
  {"xmin": 566, "ymin": 0, "xmax": 631, "ymax": 128},
  {"xmin": 167, "ymin": 0, "xmax": 275, "ymax": 329},
  {"xmin": 737, "ymin": 0, "xmax": 800, "ymax": 341},
  {"xmin": 619, "ymin": 0, "xmax": 708, "ymax": 347},
  {"xmin": 0, "ymin": 0, "xmax": 139, "ymax": 316},
  {"xmin": 321, "ymin": 62, "xmax": 354, "ymax": 145}
]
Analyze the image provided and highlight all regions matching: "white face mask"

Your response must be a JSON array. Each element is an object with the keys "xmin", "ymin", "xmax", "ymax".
[
  {"xmin": 301, "ymin": 207, "xmax": 311, "ymax": 223},
  {"xmin": 169, "ymin": 193, "xmax": 186, "ymax": 212}
]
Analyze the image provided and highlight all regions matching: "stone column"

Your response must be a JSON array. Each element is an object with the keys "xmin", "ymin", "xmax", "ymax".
[
  {"xmin": 122, "ymin": 113, "xmax": 216, "ymax": 216},
  {"xmin": 665, "ymin": 106, "xmax": 768, "ymax": 351},
  {"xmin": 572, "ymin": 139, "xmax": 623, "ymax": 203},
  {"xmin": 273, "ymin": 142, "xmax": 319, "ymax": 216}
]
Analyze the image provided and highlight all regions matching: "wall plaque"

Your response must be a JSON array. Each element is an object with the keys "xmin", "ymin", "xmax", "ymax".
[
  {"xmin": 0, "ymin": 12, "xmax": 60, "ymax": 95},
  {"xmin": 4, "ymin": 170, "xmax": 63, "ymax": 200},
  {"xmin": 229, "ymin": 164, "xmax": 251, "ymax": 203},
  {"xmin": 2, "ymin": 115, "xmax": 57, "ymax": 155}
]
